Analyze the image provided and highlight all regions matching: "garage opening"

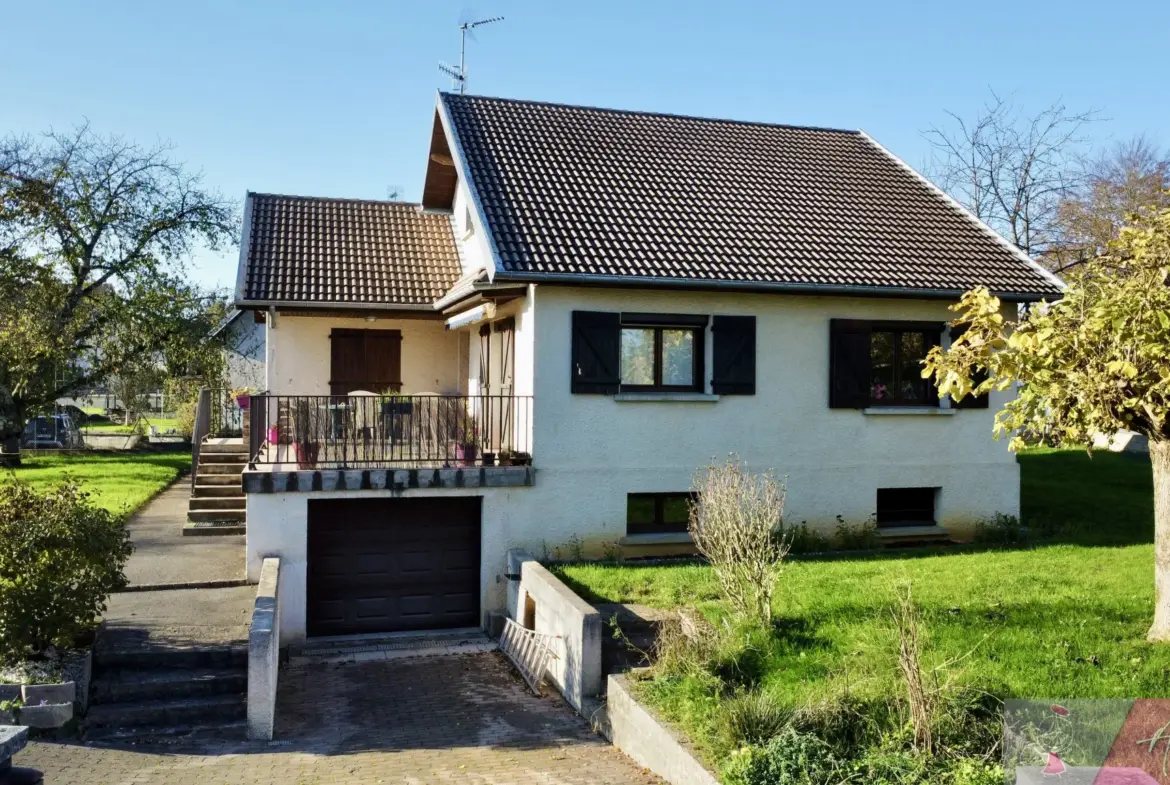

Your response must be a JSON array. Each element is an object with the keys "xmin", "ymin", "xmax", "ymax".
[{"xmin": 306, "ymin": 497, "xmax": 482, "ymax": 637}]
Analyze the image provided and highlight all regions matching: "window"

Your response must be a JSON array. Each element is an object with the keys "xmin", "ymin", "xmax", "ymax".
[
  {"xmin": 627, "ymin": 492, "xmax": 695, "ymax": 535},
  {"xmin": 619, "ymin": 315, "xmax": 706, "ymax": 392},
  {"xmin": 829, "ymin": 320, "xmax": 944, "ymax": 408},
  {"xmin": 876, "ymin": 487, "xmax": 937, "ymax": 527}
]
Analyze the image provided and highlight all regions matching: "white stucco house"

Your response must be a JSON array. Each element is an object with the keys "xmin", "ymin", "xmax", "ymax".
[
  {"xmin": 231, "ymin": 93, "xmax": 1063, "ymax": 643},
  {"xmin": 213, "ymin": 308, "xmax": 266, "ymax": 393}
]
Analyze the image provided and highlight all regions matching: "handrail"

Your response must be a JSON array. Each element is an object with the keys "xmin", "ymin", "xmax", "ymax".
[{"xmin": 190, "ymin": 387, "xmax": 212, "ymax": 491}]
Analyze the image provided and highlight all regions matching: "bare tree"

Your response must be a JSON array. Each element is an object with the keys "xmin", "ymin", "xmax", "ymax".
[
  {"xmin": 924, "ymin": 92, "xmax": 1098, "ymax": 262},
  {"xmin": 1048, "ymin": 135, "xmax": 1170, "ymax": 272}
]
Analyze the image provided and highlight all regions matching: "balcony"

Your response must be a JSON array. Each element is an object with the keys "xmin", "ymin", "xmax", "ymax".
[{"xmin": 243, "ymin": 393, "xmax": 534, "ymax": 492}]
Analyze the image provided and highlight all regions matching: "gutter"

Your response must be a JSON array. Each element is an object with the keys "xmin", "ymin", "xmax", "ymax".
[
  {"xmin": 489, "ymin": 270, "xmax": 1058, "ymax": 303},
  {"xmin": 232, "ymin": 299, "xmax": 439, "ymax": 313}
]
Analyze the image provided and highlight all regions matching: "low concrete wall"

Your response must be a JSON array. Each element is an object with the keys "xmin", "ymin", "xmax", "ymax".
[
  {"xmin": 603, "ymin": 673, "xmax": 719, "ymax": 785},
  {"xmin": 82, "ymin": 433, "xmax": 143, "ymax": 450},
  {"xmin": 506, "ymin": 549, "xmax": 602, "ymax": 713},
  {"xmin": 247, "ymin": 557, "xmax": 281, "ymax": 740}
]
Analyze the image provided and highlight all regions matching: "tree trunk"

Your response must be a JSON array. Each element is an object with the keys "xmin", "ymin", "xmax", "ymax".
[
  {"xmin": 0, "ymin": 398, "xmax": 25, "ymax": 467},
  {"xmin": 1148, "ymin": 440, "xmax": 1170, "ymax": 641}
]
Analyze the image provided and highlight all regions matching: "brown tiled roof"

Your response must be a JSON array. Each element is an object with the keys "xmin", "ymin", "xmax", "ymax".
[
  {"xmin": 441, "ymin": 94, "xmax": 1062, "ymax": 299},
  {"xmin": 240, "ymin": 194, "xmax": 462, "ymax": 306}
]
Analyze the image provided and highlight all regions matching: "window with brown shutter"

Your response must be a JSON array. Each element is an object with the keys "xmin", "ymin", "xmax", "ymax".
[
  {"xmin": 830, "ymin": 320, "xmax": 944, "ymax": 408},
  {"xmin": 329, "ymin": 329, "xmax": 402, "ymax": 395},
  {"xmin": 712, "ymin": 316, "xmax": 756, "ymax": 395}
]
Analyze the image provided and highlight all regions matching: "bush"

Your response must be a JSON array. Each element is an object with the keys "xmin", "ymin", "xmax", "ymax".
[
  {"xmin": 786, "ymin": 522, "xmax": 834, "ymax": 554},
  {"xmin": 0, "ymin": 480, "xmax": 133, "ymax": 659},
  {"xmin": 973, "ymin": 513, "xmax": 1028, "ymax": 545},
  {"xmin": 716, "ymin": 690, "xmax": 793, "ymax": 749},
  {"xmin": 720, "ymin": 726, "xmax": 843, "ymax": 785},
  {"xmin": 835, "ymin": 514, "xmax": 882, "ymax": 550},
  {"xmin": 689, "ymin": 456, "xmax": 789, "ymax": 626}
]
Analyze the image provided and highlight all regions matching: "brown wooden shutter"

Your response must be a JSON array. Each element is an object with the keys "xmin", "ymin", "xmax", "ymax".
[
  {"xmin": 711, "ymin": 315, "xmax": 756, "ymax": 395},
  {"xmin": 949, "ymin": 326, "xmax": 989, "ymax": 409},
  {"xmin": 829, "ymin": 319, "xmax": 872, "ymax": 408},
  {"xmin": 330, "ymin": 329, "xmax": 402, "ymax": 395},
  {"xmin": 571, "ymin": 311, "xmax": 620, "ymax": 394}
]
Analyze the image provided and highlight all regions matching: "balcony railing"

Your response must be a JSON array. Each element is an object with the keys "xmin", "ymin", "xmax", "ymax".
[{"xmin": 247, "ymin": 393, "xmax": 533, "ymax": 470}]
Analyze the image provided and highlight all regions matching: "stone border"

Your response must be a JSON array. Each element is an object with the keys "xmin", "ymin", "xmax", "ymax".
[
  {"xmin": 244, "ymin": 465, "xmax": 535, "ymax": 493},
  {"xmin": 247, "ymin": 557, "xmax": 280, "ymax": 740},
  {"xmin": 117, "ymin": 578, "xmax": 249, "ymax": 593},
  {"xmin": 599, "ymin": 673, "xmax": 719, "ymax": 785}
]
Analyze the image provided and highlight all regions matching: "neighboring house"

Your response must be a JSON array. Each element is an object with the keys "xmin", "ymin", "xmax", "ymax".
[
  {"xmin": 232, "ymin": 93, "xmax": 1063, "ymax": 644},
  {"xmin": 212, "ymin": 308, "xmax": 266, "ymax": 392}
]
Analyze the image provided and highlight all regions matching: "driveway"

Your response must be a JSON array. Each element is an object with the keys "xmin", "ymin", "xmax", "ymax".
[{"xmin": 16, "ymin": 653, "xmax": 661, "ymax": 784}]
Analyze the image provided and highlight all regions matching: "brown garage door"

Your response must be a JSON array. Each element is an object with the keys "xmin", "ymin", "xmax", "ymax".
[{"xmin": 306, "ymin": 497, "xmax": 481, "ymax": 637}]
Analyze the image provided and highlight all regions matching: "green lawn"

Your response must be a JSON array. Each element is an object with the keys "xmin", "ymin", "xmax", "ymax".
[
  {"xmin": 2, "ymin": 452, "xmax": 191, "ymax": 514},
  {"xmin": 554, "ymin": 448, "xmax": 1162, "ymax": 776},
  {"xmin": 82, "ymin": 416, "xmax": 183, "ymax": 435}
]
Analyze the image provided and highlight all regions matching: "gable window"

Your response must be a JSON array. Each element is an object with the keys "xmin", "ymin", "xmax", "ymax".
[
  {"xmin": 876, "ymin": 487, "xmax": 938, "ymax": 527},
  {"xmin": 869, "ymin": 328, "xmax": 936, "ymax": 405},
  {"xmin": 627, "ymin": 492, "xmax": 695, "ymax": 535},
  {"xmin": 829, "ymin": 320, "xmax": 944, "ymax": 408}
]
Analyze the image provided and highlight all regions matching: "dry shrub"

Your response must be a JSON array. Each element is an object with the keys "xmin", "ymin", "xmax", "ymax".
[
  {"xmin": 689, "ymin": 456, "xmax": 789, "ymax": 626},
  {"xmin": 893, "ymin": 583, "xmax": 937, "ymax": 754}
]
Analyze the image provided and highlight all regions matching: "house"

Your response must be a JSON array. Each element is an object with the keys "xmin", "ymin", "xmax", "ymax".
[
  {"xmin": 231, "ymin": 94, "xmax": 1063, "ymax": 644},
  {"xmin": 212, "ymin": 308, "xmax": 266, "ymax": 393}
]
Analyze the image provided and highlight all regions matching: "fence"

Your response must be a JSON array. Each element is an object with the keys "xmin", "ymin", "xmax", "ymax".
[{"xmin": 247, "ymin": 393, "xmax": 533, "ymax": 469}]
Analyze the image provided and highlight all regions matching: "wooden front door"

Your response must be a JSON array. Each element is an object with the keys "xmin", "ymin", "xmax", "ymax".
[{"xmin": 329, "ymin": 329, "xmax": 402, "ymax": 395}]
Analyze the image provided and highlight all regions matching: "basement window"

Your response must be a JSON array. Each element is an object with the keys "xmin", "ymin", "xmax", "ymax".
[
  {"xmin": 876, "ymin": 487, "xmax": 938, "ymax": 528},
  {"xmin": 627, "ymin": 492, "xmax": 695, "ymax": 535}
]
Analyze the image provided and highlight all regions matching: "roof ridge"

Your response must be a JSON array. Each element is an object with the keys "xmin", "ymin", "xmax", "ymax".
[
  {"xmin": 440, "ymin": 92, "xmax": 861, "ymax": 136},
  {"xmin": 248, "ymin": 191, "xmax": 424, "ymax": 209}
]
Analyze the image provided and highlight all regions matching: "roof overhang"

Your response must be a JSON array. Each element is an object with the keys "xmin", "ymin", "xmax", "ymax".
[
  {"xmin": 490, "ymin": 270, "xmax": 1058, "ymax": 303},
  {"xmin": 232, "ymin": 299, "xmax": 446, "ymax": 319}
]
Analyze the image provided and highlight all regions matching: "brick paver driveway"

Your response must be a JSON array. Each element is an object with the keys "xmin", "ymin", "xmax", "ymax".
[{"xmin": 16, "ymin": 652, "xmax": 661, "ymax": 784}]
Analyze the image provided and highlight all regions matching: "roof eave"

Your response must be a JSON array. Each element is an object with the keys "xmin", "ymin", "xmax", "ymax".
[
  {"xmin": 232, "ymin": 299, "xmax": 439, "ymax": 313},
  {"xmin": 491, "ymin": 270, "xmax": 1060, "ymax": 303}
]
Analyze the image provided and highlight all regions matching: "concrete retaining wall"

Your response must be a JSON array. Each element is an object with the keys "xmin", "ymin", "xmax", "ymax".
[
  {"xmin": 247, "ymin": 557, "xmax": 281, "ymax": 740},
  {"xmin": 506, "ymin": 549, "xmax": 601, "ymax": 713},
  {"xmin": 603, "ymin": 673, "xmax": 719, "ymax": 785}
]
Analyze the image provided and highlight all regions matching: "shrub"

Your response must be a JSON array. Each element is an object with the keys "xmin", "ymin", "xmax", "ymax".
[
  {"xmin": 786, "ymin": 522, "xmax": 833, "ymax": 555},
  {"xmin": 720, "ymin": 726, "xmax": 843, "ymax": 785},
  {"xmin": 0, "ymin": 480, "xmax": 133, "ymax": 659},
  {"xmin": 973, "ymin": 513, "xmax": 1028, "ymax": 545},
  {"xmin": 716, "ymin": 690, "xmax": 793, "ymax": 749},
  {"xmin": 689, "ymin": 456, "xmax": 789, "ymax": 626},
  {"xmin": 835, "ymin": 514, "xmax": 882, "ymax": 550}
]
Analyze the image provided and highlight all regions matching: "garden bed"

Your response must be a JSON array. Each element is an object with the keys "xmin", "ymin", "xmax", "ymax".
[{"xmin": 554, "ymin": 448, "xmax": 1161, "ymax": 783}]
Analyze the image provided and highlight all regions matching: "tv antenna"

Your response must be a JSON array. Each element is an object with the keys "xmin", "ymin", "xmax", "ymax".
[{"xmin": 438, "ymin": 14, "xmax": 504, "ymax": 94}]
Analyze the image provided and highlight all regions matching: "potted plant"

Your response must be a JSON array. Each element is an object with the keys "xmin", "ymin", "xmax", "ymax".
[
  {"xmin": 230, "ymin": 387, "xmax": 255, "ymax": 409},
  {"xmin": 454, "ymin": 413, "xmax": 479, "ymax": 467},
  {"xmin": 266, "ymin": 424, "xmax": 280, "ymax": 445},
  {"xmin": 291, "ymin": 399, "xmax": 321, "ymax": 469}
]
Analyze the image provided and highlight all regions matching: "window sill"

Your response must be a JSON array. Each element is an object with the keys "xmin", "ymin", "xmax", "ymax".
[
  {"xmin": 863, "ymin": 407, "xmax": 955, "ymax": 416},
  {"xmin": 618, "ymin": 532, "xmax": 694, "ymax": 547},
  {"xmin": 614, "ymin": 392, "xmax": 720, "ymax": 403}
]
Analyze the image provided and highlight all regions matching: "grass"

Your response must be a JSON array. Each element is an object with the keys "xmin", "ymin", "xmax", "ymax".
[
  {"xmin": 553, "ymin": 448, "xmax": 1163, "ymax": 774},
  {"xmin": 81, "ymin": 416, "xmax": 182, "ymax": 435},
  {"xmin": 2, "ymin": 452, "xmax": 191, "ymax": 514}
]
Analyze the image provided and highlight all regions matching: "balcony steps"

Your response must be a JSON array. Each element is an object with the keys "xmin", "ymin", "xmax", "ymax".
[{"xmin": 186, "ymin": 438, "xmax": 247, "ymax": 536}]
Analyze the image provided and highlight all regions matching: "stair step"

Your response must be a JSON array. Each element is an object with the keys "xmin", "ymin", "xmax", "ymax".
[
  {"xmin": 95, "ymin": 644, "xmax": 249, "ymax": 671},
  {"xmin": 199, "ymin": 451, "xmax": 249, "ymax": 463},
  {"xmin": 201, "ymin": 442, "xmax": 247, "ymax": 454},
  {"xmin": 189, "ymin": 497, "xmax": 246, "ymax": 511},
  {"xmin": 194, "ymin": 474, "xmax": 241, "ymax": 486},
  {"xmin": 192, "ymin": 485, "xmax": 244, "ymax": 498},
  {"xmin": 83, "ymin": 693, "xmax": 245, "ymax": 730},
  {"xmin": 91, "ymin": 667, "xmax": 247, "ymax": 704},
  {"xmin": 187, "ymin": 511, "xmax": 246, "ymax": 525},
  {"xmin": 197, "ymin": 462, "xmax": 246, "ymax": 475},
  {"xmin": 183, "ymin": 521, "xmax": 247, "ymax": 536},
  {"xmin": 83, "ymin": 718, "xmax": 248, "ymax": 743}
]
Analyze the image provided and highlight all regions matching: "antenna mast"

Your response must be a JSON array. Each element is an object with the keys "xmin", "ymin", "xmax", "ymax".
[{"xmin": 438, "ymin": 15, "xmax": 503, "ymax": 94}]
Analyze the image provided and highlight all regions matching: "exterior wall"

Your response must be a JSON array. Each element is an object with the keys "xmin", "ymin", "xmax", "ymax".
[
  {"xmin": 246, "ymin": 485, "xmax": 539, "ymax": 644},
  {"xmin": 526, "ymin": 286, "xmax": 1020, "ymax": 552},
  {"xmin": 265, "ymin": 314, "xmax": 462, "ymax": 395},
  {"xmin": 223, "ymin": 313, "xmax": 266, "ymax": 392},
  {"xmin": 451, "ymin": 183, "xmax": 495, "ymax": 278}
]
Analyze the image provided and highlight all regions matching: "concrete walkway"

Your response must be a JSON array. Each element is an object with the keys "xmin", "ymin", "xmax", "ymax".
[
  {"xmin": 123, "ymin": 480, "xmax": 244, "ymax": 587},
  {"xmin": 16, "ymin": 653, "xmax": 661, "ymax": 784}
]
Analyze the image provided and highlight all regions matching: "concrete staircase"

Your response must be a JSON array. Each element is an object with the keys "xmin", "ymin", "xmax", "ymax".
[
  {"xmin": 185, "ymin": 440, "xmax": 247, "ymax": 536},
  {"xmin": 82, "ymin": 643, "xmax": 248, "ymax": 742}
]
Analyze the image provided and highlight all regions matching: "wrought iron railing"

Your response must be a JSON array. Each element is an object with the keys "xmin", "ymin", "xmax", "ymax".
[{"xmin": 247, "ymin": 393, "xmax": 533, "ymax": 469}]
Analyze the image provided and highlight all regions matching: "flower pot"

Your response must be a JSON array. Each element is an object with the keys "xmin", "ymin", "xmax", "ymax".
[
  {"xmin": 266, "ymin": 426, "xmax": 280, "ymax": 445},
  {"xmin": 481, "ymin": 451, "xmax": 496, "ymax": 467},
  {"xmin": 293, "ymin": 442, "xmax": 320, "ymax": 469},
  {"xmin": 235, "ymin": 394, "xmax": 251, "ymax": 409},
  {"xmin": 455, "ymin": 444, "xmax": 478, "ymax": 466}
]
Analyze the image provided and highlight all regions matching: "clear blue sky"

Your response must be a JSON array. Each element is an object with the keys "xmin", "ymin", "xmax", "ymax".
[{"xmin": 4, "ymin": 0, "xmax": 1167, "ymax": 291}]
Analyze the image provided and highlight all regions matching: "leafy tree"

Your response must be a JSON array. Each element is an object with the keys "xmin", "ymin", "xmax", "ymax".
[
  {"xmin": 923, "ymin": 205, "xmax": 1170, "ymax": 640},
  {"xmin": 0, "ymin": 125, "xmax": 237, "ymax": 462}
]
